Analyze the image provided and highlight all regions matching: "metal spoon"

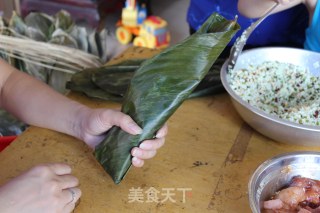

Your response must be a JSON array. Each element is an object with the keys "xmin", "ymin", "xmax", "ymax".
[{"xmin": 227, "ymin": 2, "xmax": 279, "ymax": 71}]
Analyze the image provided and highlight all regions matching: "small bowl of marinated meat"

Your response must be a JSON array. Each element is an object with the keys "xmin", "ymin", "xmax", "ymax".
[
  {"xmin": 248, "ymin": 151, "xmax": 320, "ymax": 213},
  {"xmin": 221, "ymin": 47, "xmax": 320, "ymax": 146}
]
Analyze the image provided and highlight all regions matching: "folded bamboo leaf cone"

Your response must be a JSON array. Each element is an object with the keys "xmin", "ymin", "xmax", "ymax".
[{"xmin": 94, "ymin": 13, "xmax": 240, "ymax": 184}]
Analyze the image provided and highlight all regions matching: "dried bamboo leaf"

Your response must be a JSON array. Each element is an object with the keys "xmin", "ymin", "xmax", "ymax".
[
  {"xmin": 50, "ymin": 28, "xmax": 78, "ymax": 48},
  {"xmin": 54, "ymin": 10, "xmax": 74, "ymax": 31},
  {"xmin": 1, "ymin": 10, "xmax": 106, "ymax": 94},
  {"xmin": 0, "ymin": 109, "xmax": 26, "ymax": 136},
  {"xmin": 70, "ymin": 26, "xmax": 89, "ymax": 52},
  {"xmin": 98, "ymin": 29, "xmax": 108, "ymax": 62},
  {"xmin": 94, "ymin": 13, "xmax": 240, "ymax": 184},
  {"xmin": 9, "ymin": 12, "xmax": 27, "ymax": 35},
  {"xmin": 25, "ymin": 26, "xmax": 46, "ymax": 41},
  {"xmin": 24, "ymin": 12, "xmax": 53, "ymax": 40},
  {"xmin": 0, "ymin": 17, "xmax": 10, "ymax": 35},
  {"xmin": 88, "ymin": 31, "xmax": 99, "ymax": 57}
]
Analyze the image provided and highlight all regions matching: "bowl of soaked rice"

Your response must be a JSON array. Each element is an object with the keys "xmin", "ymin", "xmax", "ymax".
[{"xmin": 221, "ymin": 47, "xmax": 320, "ymax": 146}]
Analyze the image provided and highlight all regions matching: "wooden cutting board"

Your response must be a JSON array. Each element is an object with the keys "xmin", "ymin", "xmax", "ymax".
[{"xmin": 1, "ymin": 47, "xmax": 320, "ymax": 213}]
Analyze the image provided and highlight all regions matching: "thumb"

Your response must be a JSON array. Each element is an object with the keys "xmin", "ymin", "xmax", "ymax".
[{"xmin": 100, "ymin": 109, "xmax": 143, "ymax": 135}]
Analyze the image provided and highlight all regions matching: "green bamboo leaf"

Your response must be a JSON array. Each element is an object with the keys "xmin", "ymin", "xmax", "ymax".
[
  {"xmin": 189, "ymin": 84, "xmax": 225, "ymax": 99},
  {"xmin": 91, "ymin": 59, "xmax": 144, "ymax": 96},
  {"xmin": 191, "ymin": 57, "xmax": 227, "ymax": 97},
  {"xmin": 92, "ymin": 71, "xmax": 133, "ymax": 96},
  {"xmin": 67, "ymin": 57, "xmax": 225, "ymax": 100},
  {"xmin": 67, "ymin": 59, "xmax": 145, "ymax": 99},
  {"xmin": 66, "ymin": 68, "xmax": 123, "ymax": 102},
  {"xmin": 94, "ymin": 13, "xmax": 240, "ymax": 184}
]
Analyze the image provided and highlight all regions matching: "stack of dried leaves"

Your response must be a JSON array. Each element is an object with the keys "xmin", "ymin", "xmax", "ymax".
[
  {"xmin": 0, "ymin": 10, "xmax": 107, "ymax": 136},
  {"xmin": 0, "ymin": 10, "xmax": 107, "ymax": 93}
]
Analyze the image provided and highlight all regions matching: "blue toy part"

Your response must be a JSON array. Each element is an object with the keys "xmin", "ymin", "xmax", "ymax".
[
  {"xmin": 137, "ymin": 4, "xmax": 147, "ymax": 25},
  {"xmin": 153, "ymin": 27, "xmax": 167, "ymax": 36},
  {"xmin": 187, "ymin": 0, "xmax": 309, "ymax": 47}
]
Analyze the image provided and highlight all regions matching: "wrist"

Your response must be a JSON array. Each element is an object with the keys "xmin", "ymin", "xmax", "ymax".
[{"xmin": 70, "ymin": 104, "xmax": 92, "ymax": 142}]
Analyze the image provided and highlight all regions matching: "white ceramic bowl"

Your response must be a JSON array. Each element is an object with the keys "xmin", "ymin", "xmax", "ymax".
[{"xmin": 220, "ymin": 47, "xmax": 320, "ymax": 146}]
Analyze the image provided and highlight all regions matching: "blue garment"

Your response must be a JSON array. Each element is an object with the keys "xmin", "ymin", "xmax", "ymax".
[
  {"xmin": 304, "ymin": 0, "xmax": 320, "ymax": 51},
  {"xmin": 187, "ymin": 0, "xmax": 309, "ymax": 48}
]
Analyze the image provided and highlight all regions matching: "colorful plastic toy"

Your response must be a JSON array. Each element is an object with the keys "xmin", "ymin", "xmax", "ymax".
[{"xmin": 116, "ymin": 0, "xmax": 170, "ymax": 48}]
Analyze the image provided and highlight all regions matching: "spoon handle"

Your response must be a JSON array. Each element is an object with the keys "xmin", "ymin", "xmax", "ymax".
[{"xmin": 227, "ymin": 2, "xmax": 279, "ymax": 71}]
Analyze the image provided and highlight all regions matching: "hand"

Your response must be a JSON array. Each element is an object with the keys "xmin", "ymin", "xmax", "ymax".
[
  {"xmin": 131, "ymin": 123, "xmax": 167, "ymax": 167},
  {"xmin": 77, "ymin": 108, "xmax": 168, "ymax": 167},
  {"xmin": 0, "ymin": 163, "xmax": 80, "ymax": 213}
]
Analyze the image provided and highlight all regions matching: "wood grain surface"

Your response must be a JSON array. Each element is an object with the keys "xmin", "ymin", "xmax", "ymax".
[{"xmin": 1, "ymin": 47, "xmax": 320, "ymax": 213}]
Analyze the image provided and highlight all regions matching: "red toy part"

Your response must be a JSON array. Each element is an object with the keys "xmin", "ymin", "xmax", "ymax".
[{"xmin": 0, "ymin": 136, "xmax": 17, "ymax": 152}]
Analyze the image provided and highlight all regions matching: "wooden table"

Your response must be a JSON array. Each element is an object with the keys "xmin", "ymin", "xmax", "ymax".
[{"xmin": 1, "ymin": 47, "xmax": 320, "ymax": 213}]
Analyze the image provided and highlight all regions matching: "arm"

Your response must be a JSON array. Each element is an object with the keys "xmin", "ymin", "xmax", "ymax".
[
  {"xmin": 0, "ymin": 59, "xmax": 89, "ymax": 139},
  {"xmin": 0, "ymin": 59, "xmax": 167, "ymax": 212},
  {"xmin": 0, "ymin": 58, "xmax": 167, "ymax": 167},
  {"xmin": 237, "ymin": 0, "xmax": 303, "ymax": 18}
]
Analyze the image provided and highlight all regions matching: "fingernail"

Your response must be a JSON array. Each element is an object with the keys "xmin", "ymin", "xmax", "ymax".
[
  {"xmin": 132, "ymin": 157, "xmax": 143, "ymax": 167},
  {"xmin": 156, "ymin": 131, "xmax": 164, "ymax": 138},
  {"xmin": 139, "ymin": 143, "xmax": 148, "ymax": 149},
  {"xmin": 132, "ymin": 148, "xmax": 141, "ymax": 157},
  {"xmin": 132, "ymin": 148, "xmax": 137, "ymax": 156},
  {"xmin": 132, "ymin": 156, "xmax": 139, "ymax": 163},
  {"xmin": 129, "ymin": 122, "xmax": 142, "ymax": 134}
]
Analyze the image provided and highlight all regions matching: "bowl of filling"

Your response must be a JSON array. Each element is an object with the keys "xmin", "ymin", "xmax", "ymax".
[
  {"xmin": 220, "ymin": 47, "xmax": 320, "ymax": 146},
  {"xmin": 248, "ymin": 151, "xmax": 320, "ymax": 212}
]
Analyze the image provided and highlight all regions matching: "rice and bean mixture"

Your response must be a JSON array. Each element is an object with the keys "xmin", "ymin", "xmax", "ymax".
[{"xmin": 229, "ymin": 61, "xmax": 320, "ymax": 126}]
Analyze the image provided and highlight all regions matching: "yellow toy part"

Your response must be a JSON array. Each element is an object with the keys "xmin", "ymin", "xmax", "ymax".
[
  {"xmin": 116, "ymin": 27, "xmax": 132, "ymax": 45},
  {"xmin": 133, "ymin": 36, "xmax": 147, "ymax": 47},
  {"xmin": 122, "ymin": 7, "xmax": 138, "ymax": 27}
]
